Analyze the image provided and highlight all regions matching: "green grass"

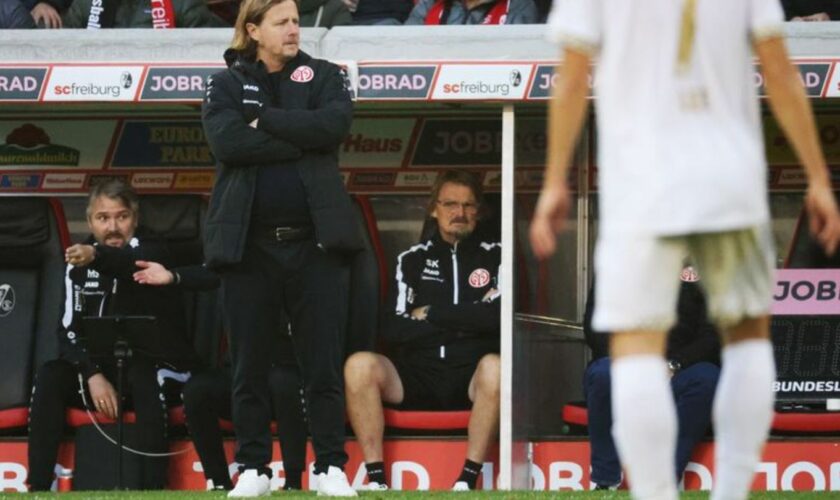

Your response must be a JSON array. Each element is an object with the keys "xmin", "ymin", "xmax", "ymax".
[{"xmin": 0, "ymin": 492, "xmax": 831, "ymax": 499}]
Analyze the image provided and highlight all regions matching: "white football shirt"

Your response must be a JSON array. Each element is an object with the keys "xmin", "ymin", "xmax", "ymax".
[{"xmin": 547, "ymin": 0, "xmax": 785, "ymax": 236}]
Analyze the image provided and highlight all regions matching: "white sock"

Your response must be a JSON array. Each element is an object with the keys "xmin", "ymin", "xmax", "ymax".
[
  {"xmin": 711, "ymin": 339, "xmax": 775, "ymax": 500},
  {"xmin": 611, "ymin": 355, "xmax": 678, "ymax": 500}
]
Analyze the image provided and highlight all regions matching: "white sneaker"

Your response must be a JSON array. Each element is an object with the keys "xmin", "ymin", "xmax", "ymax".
[
  {"xmin": 452, "ymin": 481, "xmax": 471, "ymax": 491},
  {"xmin": 228, "ymin": 469, "xmax": 271, "ymax": 498},
  {"xmin": 316, "ymin": 466, "xmax": 358, "ymax": 497},
  {"xmin": 357, "ymin": 481, "xmax": 389, "ymax": 491}
]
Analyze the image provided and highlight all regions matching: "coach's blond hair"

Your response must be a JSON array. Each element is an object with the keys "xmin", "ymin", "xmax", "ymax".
[{"xmin": 231, "ymin": 0, "xmax": 299, "ymax": 59}]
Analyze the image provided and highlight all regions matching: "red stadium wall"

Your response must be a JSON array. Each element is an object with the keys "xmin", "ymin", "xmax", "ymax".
[
  {"xmin": 531, "ymin": 441, "xmax": 840, "ymax": 492},
  {"xmin": 1, "ymin": 439, "xmax": 838, "ymax": 492}
]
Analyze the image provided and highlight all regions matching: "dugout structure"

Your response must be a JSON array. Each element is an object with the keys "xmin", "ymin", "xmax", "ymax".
[{"xmin": 0, "ymin": 24, "xmax": 839, "ymax": 492}]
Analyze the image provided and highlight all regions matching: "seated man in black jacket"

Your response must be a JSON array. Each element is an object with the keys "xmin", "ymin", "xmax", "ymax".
[
  {"xmin": 27, "ymin": 180, "xmax": 216, "ymax": 491},
  {"xmin": 583, "ymin": 268, "xmax": 721, "ymax": 490},
  {"xmin": 345, "ymin": 170, "xmax": 500, "ymax": 492}
]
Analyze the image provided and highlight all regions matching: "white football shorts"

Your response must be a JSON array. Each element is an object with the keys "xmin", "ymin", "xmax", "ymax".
[{"xmin": 592, "ymin": 225, "xmax": 776, "ymax": 332}]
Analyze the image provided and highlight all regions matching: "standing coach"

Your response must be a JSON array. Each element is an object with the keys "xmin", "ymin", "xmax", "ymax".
[{"xmin": 201, "ymin": 0, "xmax": 363, "ymax": 496}]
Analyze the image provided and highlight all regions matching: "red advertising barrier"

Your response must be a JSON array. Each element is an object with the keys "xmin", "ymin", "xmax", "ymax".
[
  {"xmin": 0, "ymin": 439, "xmax": 496, "ymax": 492},
  {"xmin": 531, "ymin": 441, "xmax": 840, "ymax": 491},
  {"xmin": 1, "ymin": 439, "xmax": 839, "ymax": 492}
]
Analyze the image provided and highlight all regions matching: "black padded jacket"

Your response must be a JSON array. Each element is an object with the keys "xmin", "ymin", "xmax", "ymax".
[{"xmin": 201, "ymin": 49, "xmax": 364, "ymax": 268}]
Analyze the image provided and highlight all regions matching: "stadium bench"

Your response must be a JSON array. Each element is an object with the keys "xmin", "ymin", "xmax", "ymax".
[{"xmin": 0, "ymin": 198, "xmax": 70, "ymax": 431}]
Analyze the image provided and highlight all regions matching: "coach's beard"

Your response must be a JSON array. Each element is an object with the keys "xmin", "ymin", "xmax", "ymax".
[{"xmin": 448, "ymin": 216, "xmax": 473, "ymax": 242}]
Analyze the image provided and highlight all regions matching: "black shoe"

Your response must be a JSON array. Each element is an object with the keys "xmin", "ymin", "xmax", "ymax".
[{"xmin": 594, "ymin": 483, "xmax": 619, "ymax": 491}]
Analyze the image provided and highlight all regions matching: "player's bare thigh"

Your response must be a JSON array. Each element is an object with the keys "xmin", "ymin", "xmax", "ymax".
[
  {"xmin": 722, "ymin": 315, "xmax": 770, "ymax": 345},
  {"xmin": 467, "ymin": 353, "xmax": 500, "ymax": 402},
  {"xmin": 374, "ymin": 353, "xmax": 405, "ymax": 405},
  {"xmin": 610, "ymin": 330, "xmax": 668, "ymax": 359}
]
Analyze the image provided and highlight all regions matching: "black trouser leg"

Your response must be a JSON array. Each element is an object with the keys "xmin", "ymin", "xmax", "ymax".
[
  {"xmin": 222, "ymin": 243, "xmax": 283, "ymax": 473},
  {"xmin": 27, "ymin": 360, "xmax": 84, "ymax": 491},
  {"xmin": 269, "ymin": 364, "xmax": 307, "ymax": 487},
  {"xmin": 183, "ymin": 369, "xmax": 233, "ymax": 489},
  {"xmin": 124, "ymin": 360, "xmax": 167, "ymax": 489},
  {"xmin": 284, "ymin": 243, "xmax": 349, "ymax": 473}
]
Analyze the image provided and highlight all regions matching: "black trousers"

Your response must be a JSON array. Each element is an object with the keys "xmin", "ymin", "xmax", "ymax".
[
  {"xmin": 221, "ymin": 237, "xmax": 349, "ymax": 474},
  {"xmin": 182, "ymin": 364, "xmax": 308, "ymax": 488},
  {"xmin": 27, "ymin": 358, "xmax": 167, "ymax": 491}
]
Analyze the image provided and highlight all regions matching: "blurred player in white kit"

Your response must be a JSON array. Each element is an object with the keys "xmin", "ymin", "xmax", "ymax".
[{"xmin": 531, "ymin": 1, "xmax": 840, "ymax": 499}]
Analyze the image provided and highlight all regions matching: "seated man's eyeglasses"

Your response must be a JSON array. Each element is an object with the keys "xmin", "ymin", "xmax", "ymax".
[{"xmin": 437, "ymin": 200, "xmax": 479, "ymax": 213}]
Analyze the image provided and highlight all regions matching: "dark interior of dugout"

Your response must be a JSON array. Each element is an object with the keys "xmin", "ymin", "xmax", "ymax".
[{"xmin": 1, "ymin": 99, "xmax": 840, "ymax": 446}]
